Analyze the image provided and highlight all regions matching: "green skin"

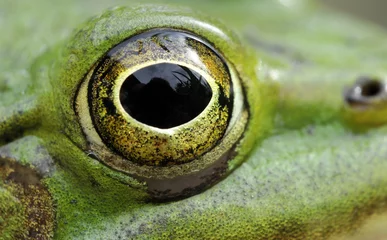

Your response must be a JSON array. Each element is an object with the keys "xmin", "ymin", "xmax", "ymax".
[{"xmin": 1, "ymin": 0, "xmax": 387, "ymax": 239}]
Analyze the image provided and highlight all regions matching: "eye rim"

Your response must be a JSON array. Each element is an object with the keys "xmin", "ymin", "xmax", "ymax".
[
  {"xmin": 75, "ymin": 27, "xmax": 248, "ymax": 199},
  {"xmin": 77, "ymin": 27, "xmax": 246, "ymax": 172}
]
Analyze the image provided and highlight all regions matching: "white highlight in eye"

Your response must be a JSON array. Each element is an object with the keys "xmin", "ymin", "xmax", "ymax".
[{"xmin": 186, "ymin": 49, "xmax": 205, "ymax": 69}]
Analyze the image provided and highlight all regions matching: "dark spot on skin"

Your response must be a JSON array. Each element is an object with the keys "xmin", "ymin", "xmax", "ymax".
[
  {"xmin": 89, "ymin": 177, "xmax": 101, "ymax": 187},
  {"xmin": 6, "ymin": 167, "xmax": 40, "ymax": 186},
  {"xmin": 0, "ymin": 77, "xmax": 11, "ymax": 92},
  {"xmin": 306, "ymin": 125, "xmax": 315, "ymax": 135}
]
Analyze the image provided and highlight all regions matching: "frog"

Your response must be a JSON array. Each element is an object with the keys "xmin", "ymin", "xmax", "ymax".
[{"xmin": 1, "ymin": 0, "xmax": 387, "ymax": 239}]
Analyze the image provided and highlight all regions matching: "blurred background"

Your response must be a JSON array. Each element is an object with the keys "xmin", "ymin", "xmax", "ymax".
[{"xmin": 322, "ymin": 0, "xmax": 387, "ymax": 28}]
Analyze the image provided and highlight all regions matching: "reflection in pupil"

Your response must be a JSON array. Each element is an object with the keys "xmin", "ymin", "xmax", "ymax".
[{"xmin": 119, "ymin": 63, "xmax": 213, "ymax": 129}]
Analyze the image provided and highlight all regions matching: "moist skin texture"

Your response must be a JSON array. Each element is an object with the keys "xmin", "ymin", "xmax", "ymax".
[{"xmin": 1, "ymin": 0, "xmax": 387, "ymax": 239}]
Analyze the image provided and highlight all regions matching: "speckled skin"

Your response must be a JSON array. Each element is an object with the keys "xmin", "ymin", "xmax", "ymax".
[{"xmin": 1, "ymin": 0, "xmax": 387, "ymax": 239}]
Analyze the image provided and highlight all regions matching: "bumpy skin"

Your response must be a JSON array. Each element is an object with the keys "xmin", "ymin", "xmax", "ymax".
[{"xmin": 1, "ymin": 0, "xmax": 387, "ymax": 239}]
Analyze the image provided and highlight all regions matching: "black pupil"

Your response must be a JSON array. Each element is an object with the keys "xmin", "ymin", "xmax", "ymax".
[{"xmin": 119, "ymin": 63, "xmax": 213, "ymax": 129}]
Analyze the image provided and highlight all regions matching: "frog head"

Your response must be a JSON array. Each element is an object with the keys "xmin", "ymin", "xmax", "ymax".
[{"xmin": 1, "ymin": 1, "xmax": 387, "ymax": 239}]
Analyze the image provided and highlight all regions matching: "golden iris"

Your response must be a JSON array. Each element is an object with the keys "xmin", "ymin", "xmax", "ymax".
[
  {"xmin": 88, "ymin": 29, "xmax": 233, "ymax": 166},
  {"xmin": 76, "ymin": 29, "xmax": 247, "ymax": 199}
]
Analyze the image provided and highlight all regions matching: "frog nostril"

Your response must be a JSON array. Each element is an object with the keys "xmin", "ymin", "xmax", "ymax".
[
  {"xmin": 342, "ymin": 76, "xmax": 387, "ymax": 128},
  {"xmin": 344, "ymin": 77, "xmax": 386, "ymax": 106}
]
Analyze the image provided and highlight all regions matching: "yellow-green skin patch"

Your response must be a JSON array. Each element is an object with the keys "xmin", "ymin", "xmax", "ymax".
[
  {"xmin": 0, "ymin": 159, "xmax": 55, "ymax": 240},
  {"xmin": 1, "ymin": 0, "xmax": 387, "ymax": 239}
]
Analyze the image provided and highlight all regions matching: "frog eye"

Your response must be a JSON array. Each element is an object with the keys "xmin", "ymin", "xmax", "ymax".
[{"xmin": 75, "ymin": 29, "xmax": 248, "ymax": 200}]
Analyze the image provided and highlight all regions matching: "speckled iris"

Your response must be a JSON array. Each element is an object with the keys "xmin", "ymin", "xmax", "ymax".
[{"xmin": 87, "ymin": 29, "xmax": 234, "ymax": 166}]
